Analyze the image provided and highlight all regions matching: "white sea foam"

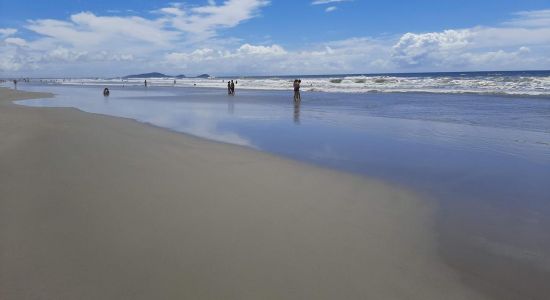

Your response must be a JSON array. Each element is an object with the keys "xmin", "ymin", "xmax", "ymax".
[{"xmin": 40, "ymin": 75, "xmax": 550, "ymax": 97}]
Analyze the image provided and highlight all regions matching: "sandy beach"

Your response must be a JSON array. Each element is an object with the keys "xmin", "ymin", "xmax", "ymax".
[{"xmin": 0, "ymin": 87, "xmax": 484, "ymax": 299}]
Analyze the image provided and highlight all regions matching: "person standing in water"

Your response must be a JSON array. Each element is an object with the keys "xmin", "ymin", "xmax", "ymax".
[
  {"xmin": 293, "ymin": 79, "xmax": 301, "ymax": 102},
  {"xmin": 293, "ymin": 79, "xmax": 297, "ymax": 100},
  {"xmin": 227, "ymin": 81, "xmax": 232, "ymax": 95},
  {"xmin": 144, "ymin": 80, "xmax": 147, "ymax": 87},
  {"xmin": 230, "ymin": 80, "xmax": 235, "ymax": 95}
]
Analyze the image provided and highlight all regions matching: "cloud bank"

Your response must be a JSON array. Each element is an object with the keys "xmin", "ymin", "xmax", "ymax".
[{"xmin": 1, "ymin": 3, "xmax": 550, "ymax": 76}]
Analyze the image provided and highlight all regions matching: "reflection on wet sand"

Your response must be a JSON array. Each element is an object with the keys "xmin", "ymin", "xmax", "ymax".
[
  {"xmin": 294, "ymin": 101, "xmax": 300, "ymax": 124},
  {"xmin": 227, "ymin": 97, "xmax": 234, "ymax": 114}
]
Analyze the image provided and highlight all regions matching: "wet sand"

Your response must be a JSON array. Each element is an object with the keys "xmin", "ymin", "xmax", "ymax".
[{"xmin": 0, "ymin": 87, "xmax": 483, "ymax": 299}]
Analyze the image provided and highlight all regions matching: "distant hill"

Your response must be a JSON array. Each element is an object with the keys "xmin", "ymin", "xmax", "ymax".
[
  {"xmin": 123, "ymin": 72, "xmax": 210, "ymax": 79},
  {"xmin": 124, "ymin": 72, "xmax": 169, "ymax": 79}
]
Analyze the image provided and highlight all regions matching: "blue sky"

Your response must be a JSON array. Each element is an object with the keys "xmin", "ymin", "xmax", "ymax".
[{"xmin": 1, "ymin": 0, "xmax": 550, "ymax": 76}]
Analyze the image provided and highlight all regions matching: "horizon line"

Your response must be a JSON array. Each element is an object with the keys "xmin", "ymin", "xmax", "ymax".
[{"xmin": 2, "ymin": 69, "xmax": 550, "ymax": 79}]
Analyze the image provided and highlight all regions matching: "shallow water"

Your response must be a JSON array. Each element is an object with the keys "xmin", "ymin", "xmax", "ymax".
[
  {"xmin": 13, "ymin": 83, "xmax": 550, "ymax": 299},
  {"xmin": 41, "ymin": 70, "xmax": 550, "ymax": 96}
]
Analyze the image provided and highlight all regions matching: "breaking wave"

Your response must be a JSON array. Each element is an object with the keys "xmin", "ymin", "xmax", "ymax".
[{"xmin": 45, "ymin": 73, "xmax": 550, "ymax": 97}]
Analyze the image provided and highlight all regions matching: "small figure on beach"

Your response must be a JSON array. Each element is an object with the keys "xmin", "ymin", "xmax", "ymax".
[
  {"xmin": 227, "ymin": 81, "xmax": 232, "ymax": 95},
  {"xmin": 144, "ymin": 80, "xmax": 147, "ymax": 87},
  {"xmin": 173, "ymin": 79, "xmax": 176, "ymax": 86},
  {"xmin": 293, "ymin": 79, "xmax": 301, "ymax": 102},
  {"xmin": 103, "ymin": 88, "xmax": 110, "ymax": 96},
  {"xmin": 230, "ymin": 80, "xmax": 235, "ymax": 95},
  {"xmin": 13, "ymin": 79, "xmax": 17, "ymax": 89}
]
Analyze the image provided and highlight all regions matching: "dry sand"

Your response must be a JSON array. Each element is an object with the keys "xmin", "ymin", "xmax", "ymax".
[{"xmin": 0, "ymin": 87, "xmax": 485, "ymax": 299}]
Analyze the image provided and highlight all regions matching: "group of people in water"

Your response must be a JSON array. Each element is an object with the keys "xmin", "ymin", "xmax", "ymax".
[
  {"xmin": 4, "ymin": 76, "xmax": 301, "ymax": 102},
  {"xmin": 227, "ymin": 80, "xmax": 237, "ymax": 95},
  {"xmin": 225, "ymin": 78, "xmax": 300, "ymax": 101},
  {"xmin": 293, "ymin": 79, "xmax": 301, "ymax": 102},
  {"xmin": 2, "ymin": 78, "xmax": 31, "ymax": 89},
  {"xmin": 101, "ymin": 78, "xmax": 301, "ymax": 102}
]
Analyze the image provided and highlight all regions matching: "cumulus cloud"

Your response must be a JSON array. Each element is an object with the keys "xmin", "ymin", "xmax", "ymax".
[
  {"xmin": 165, "ymin": 44, "xmax": 286, "ymax": 66},
  {"xmin": 162, "ymin": 38, "xmax": 387, "ymax": 75},
  {"xmin": 0, "ymin": 28, "xmax": 17, "ymax": 38},
  {"xmin": 4, "ymin": 38, "xmax": 28, "ymax": 47},
  {"xmin": 391, "ymin": 21, "xmax": 550, "ymax": 70},
  {"xmin": 0, "ymin": 51, "xmax": 22, "ymax": 71},
  {"xmin": 2, "ymin": 5, "xmax": 550, "ymax": 76},
  {"xmin": 0, "ymin": 1, "xmax": 271, "ymax": 74},
  {"xmin": 26, "ymin": 12, "xmax": 178, "ymax": 48},
  {"xmin": 164, "ymin": 43, "xmax": 287, "ymax": 67},
  {"xmin": 392, "ymin": 30, "xmax": 472, "ymax": 66},
  {"xmin": 157, "ymin": 0, "xmax": 270, "ymax": 39},
  {"xmin": 237, "ymin": 43, "xmax": 286, "ymax": 55}
]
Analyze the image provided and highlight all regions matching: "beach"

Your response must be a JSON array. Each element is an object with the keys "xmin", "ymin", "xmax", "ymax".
[
  {"xmin": 3, "ymin": 0, "xmax": 550, "ymax": 298},
  {"xmin": 0, "ymin": 87, "xmax": 486, "ymax": 299}
]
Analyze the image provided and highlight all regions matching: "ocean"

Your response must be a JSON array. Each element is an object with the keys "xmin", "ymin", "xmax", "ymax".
[{"xmin": 34, "ymin": 70, "xmax": 550, "ymax": 97}]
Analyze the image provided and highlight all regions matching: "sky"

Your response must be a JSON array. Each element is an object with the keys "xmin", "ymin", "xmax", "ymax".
[{"xmin": 1, "ymin": 0, "xmax": 550, "ymax": 77}]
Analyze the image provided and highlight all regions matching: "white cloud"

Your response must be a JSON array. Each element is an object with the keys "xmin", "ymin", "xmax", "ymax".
[
  {"xmin": 0, "ymin": 28, "xmax": 17, "ymax": 38},
  {"xmin": 504, "ymin": 9, "xmax": 550, "ymax": 28},
  {"xmin": 312, "ymin": 0, "xmax": 350, "ymax": 5},
  {"xmin": 4, "ymin": 37, "xmax": 28, "ymax": 47},
  {"xmin": 26, "ymin": 12, "xmax": 178, "ymax": 49},
  {"xmin": 2, "ymin": 6, "xmax": 550, "ymax": 75},
  {"xmin": 0, "ymin": 56, "xmax": 23, "ymax": 72},
  {"xmin": 0, "ymin": 1, "xmax": 271, "ymax": 74},
  {"xmin": 157, "ymin": 0, "xmax": 270, "ymax": 39},
  {"xmin": 166, "ymin": 48, "xmax": 221, "ymax": 63},
  {"xmin": 46, "ymin": 47, "xmax": 88, "ymax": 62},
  {"xmin": 392, "ymin": 30, "xmax": 472, "ymax": 66},
  {"xmin": 0, "ymin": 12, "xmax": 180, "ymax": 74},
  {"xmin": 391, "ymin": 22, "xmax": 550, "ymax": 70},
  {"xmin": 164, "ymin": 44, "xmax": 287, "ymax": 72},
  {"xmin": 162, "ymin": 38, "xmax": 388, "ymax": 75},
  {"xmin": 237, "ymin": 43, "xmax": 286, "ymax": 55},
  {"xmin": 460, "ymin": 47, "xmax": 533, "ymax": 67},
  {"xmin": 312, "ymin": 0, "xmax": 350, "ymax": 12}
]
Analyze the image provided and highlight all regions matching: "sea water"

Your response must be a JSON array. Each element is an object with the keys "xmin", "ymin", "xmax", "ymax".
[{"xmin": 38, "ymin": 70, "xmax": 550, "ymax": 96}]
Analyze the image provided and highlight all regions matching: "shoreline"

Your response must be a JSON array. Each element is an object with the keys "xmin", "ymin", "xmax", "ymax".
[
  {"xmin": 26, "ymin": 81, "xmax": 550, "ymax": 98},
  {"xmin": 0, "ymin": 87, "xmax": 484, "ymax": 299}
]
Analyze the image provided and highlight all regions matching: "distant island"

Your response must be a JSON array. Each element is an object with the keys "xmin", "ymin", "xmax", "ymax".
[
  {"xmin": 124, "ymin": 72, "xmax": 169, "ymax": 79},
  {"xmin": 123, "ymin": 72, "xmax": 210, "ymax": 79}
]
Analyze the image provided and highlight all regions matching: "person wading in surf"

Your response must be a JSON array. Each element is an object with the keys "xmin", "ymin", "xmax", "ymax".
[{"xmin": 293, "ymin": 79, "xmax": 301, "ymax": 102}]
